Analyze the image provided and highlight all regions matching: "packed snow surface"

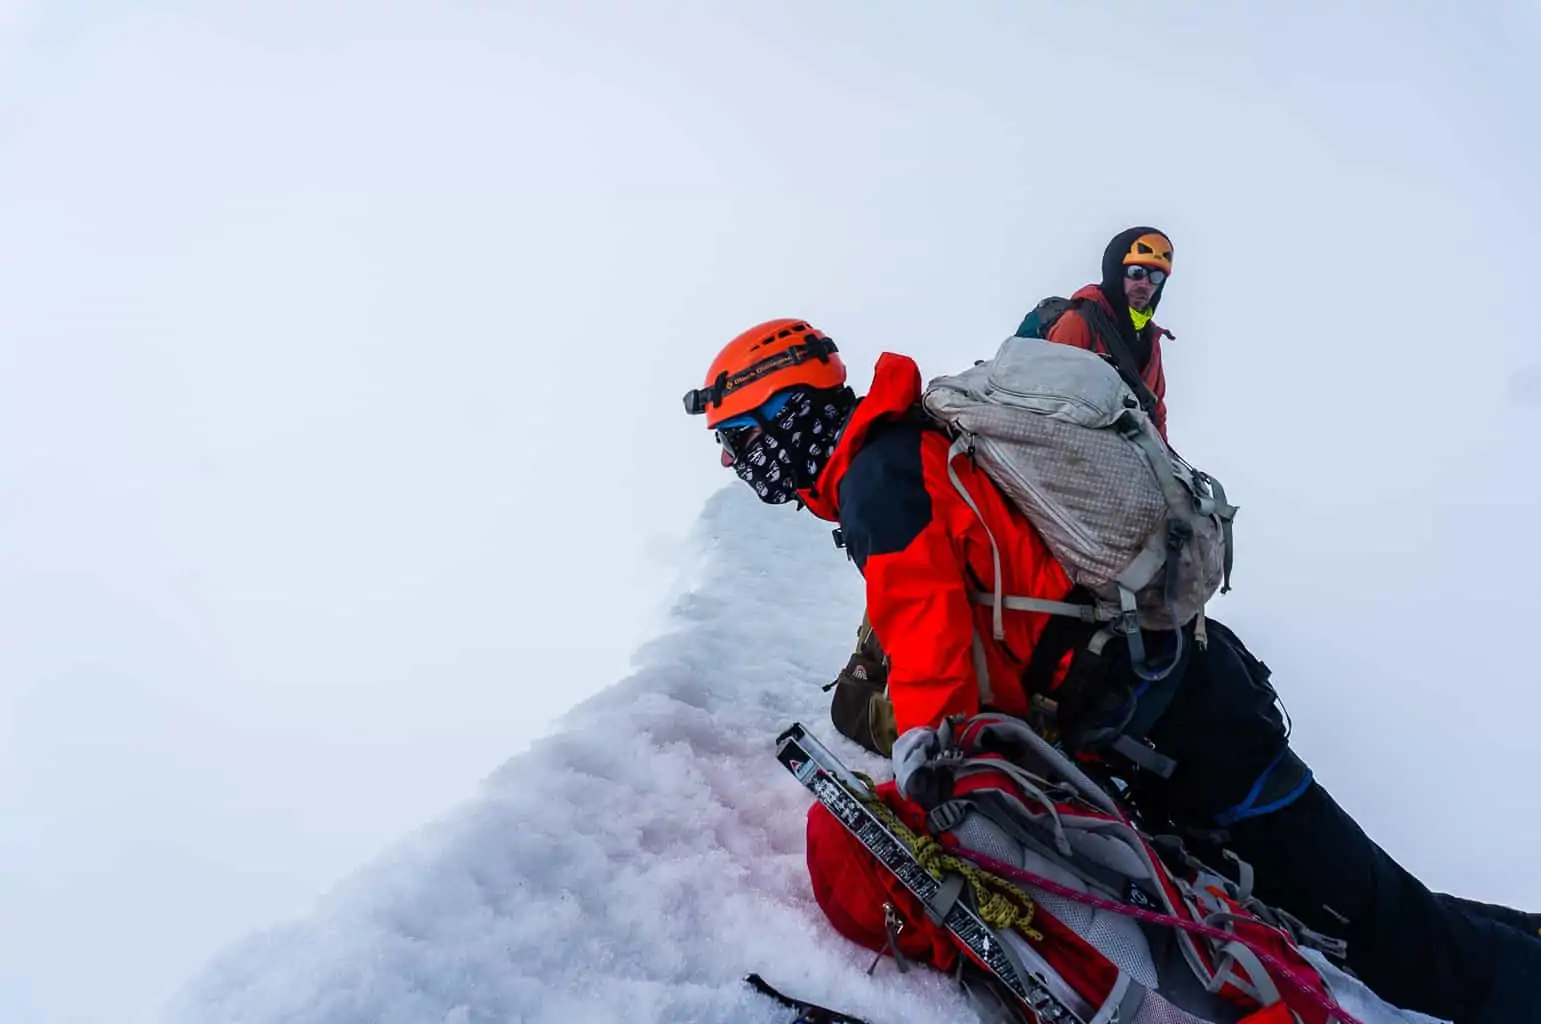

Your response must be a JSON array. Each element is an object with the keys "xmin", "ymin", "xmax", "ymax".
[{"xmin": 170, "ymin": 486, "xmax": 1439, "ymax": 1024}]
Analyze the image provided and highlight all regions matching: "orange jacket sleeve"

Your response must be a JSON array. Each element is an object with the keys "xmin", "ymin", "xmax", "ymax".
[
  {"xmin": 837, "ymin": 428, "xmax": 984, "ymax": 736},
  {"xmin": 1044, "ymin": 308, "xmax": 1095, "ymax": 352},
  {"xmin": 861, "ymin": 513, "xmax": 982, "ymax": 736},
  {"xmin": 1149, "ymin": 355, "xmax": 1169, "ymax": 440}
]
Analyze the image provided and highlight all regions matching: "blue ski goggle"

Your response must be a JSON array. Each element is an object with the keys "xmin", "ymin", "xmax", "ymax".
[{"xmin": 714, "ymin": 390, "xmax": 796, "ymax": 461}]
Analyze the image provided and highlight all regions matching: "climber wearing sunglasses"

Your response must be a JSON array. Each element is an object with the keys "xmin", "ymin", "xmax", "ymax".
[{"xmin": 1034, "ymin": 226, "xmax": 1177, "ymax": 440}]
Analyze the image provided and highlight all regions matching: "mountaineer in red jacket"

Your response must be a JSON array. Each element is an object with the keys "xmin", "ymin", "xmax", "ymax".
[
  {"xmin": 683, "ymin": 317, "xmax": 1541, "ymax": 1024},
  {"xmin": 1025, "ymin": 226, "xmax": 1175, "ymax": 440}
]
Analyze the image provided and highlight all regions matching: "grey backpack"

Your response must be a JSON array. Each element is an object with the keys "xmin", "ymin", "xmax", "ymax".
[{"xmin": 921, "ymin": 336, "xmax": 1237, "ymax": 680}]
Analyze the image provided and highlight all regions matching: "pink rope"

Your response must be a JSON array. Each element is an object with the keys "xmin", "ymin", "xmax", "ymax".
[{"xmin": 954, "ymin": 847, "xmax": 1365, "ymax": 1024}]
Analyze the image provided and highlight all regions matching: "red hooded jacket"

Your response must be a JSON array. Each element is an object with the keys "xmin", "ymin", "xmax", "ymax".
[
  {"xmin": 799, "ymin": 353, "xmax": 1076, "ymax": 735},
  {"xmin": 1047, "ymin": 284, "xmax": 1171, "ymax": 440}
]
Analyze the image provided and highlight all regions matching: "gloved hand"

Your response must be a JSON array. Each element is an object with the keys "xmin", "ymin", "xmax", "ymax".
[
  {"xmin": 891, "ymin": 726, "xmax": 946, "ymax": 808},
  {"xmin": 825, "ymin": 616, "xmax": 896, "ymax": 756}
]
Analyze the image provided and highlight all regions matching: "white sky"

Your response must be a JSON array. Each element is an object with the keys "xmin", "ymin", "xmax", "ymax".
[{"xmin": 0, "ymin": 2, "xmax": 1536, "ymax": 1022}]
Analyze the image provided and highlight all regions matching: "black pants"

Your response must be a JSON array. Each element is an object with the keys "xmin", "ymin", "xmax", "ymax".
[{"xmin": 1120, "ymin": 619, "xmax": 1541, "ymax": 1023}]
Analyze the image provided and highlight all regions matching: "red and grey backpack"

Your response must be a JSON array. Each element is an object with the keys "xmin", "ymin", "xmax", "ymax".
[{"xmin": 792, "ymin": 714, "xmax": 1358, "ymax": 1024}]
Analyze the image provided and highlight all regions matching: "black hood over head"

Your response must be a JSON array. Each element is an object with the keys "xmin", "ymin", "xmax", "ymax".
[
  {"xmin": 1099, "ymin": 224, "xmax": 1172, "ymax": 317},
  {"xmin": 1093, "ymin": 225, "xmax": 1172, "ymax": 370}
]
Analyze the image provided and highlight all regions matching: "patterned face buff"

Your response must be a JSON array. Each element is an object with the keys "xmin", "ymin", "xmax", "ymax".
[{"xmin": 731, "ymin": 390, "xmax": 848, "ymax": 504}]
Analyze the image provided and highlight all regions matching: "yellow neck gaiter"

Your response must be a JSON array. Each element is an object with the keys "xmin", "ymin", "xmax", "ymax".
[{"xmin": 1129, "ymin": 306, "xmax": 1153, "ymax": 331}]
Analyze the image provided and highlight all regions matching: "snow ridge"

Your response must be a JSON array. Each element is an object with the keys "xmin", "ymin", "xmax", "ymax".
[{"xmin": 169, "ymin": 486, "xmax": 1428, "ymax": 1024}]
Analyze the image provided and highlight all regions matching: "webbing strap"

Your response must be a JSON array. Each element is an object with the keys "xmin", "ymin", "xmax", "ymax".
[
  {"xmin": 954, "ymin": 757, "xmax": 1071, "ymax": 815},
  {"xmin": 1223, "ymin": 849, "xmax": 1255, "ymax": 902},
  {"xmin": 970, "ymin": 629, "xmax": 994, "ymax": 706},
  {"xmin": 924, "ymin": 871, "xmax": 969, "ymax": 927},
  {"xmin": 965, "ymin": 774, "xmax": 1072, "ymax": 855},
  {"xmin": 967, "ymin": 582, "xmax": 1182, "ymax": 772},
  {"xmin": 1123, "ymin": 652, "xmax": 1185, "ymax": 744},
  {"xmin": 1117, "ymin": 586, "xmax": 1150, "ymax": 671},
  {"xmin": 1124, "ymin": 416, "xmax": 1239, "ymax": 602},
  {"xmin": 1200, "ymin": 471, "xmax": 1238, "ymax": 593},
  {"xmin": 1093, "ymin": 974, "xmax": 1145, "ymax": 1024},
  {"xmin": 1114, "ymin": 539, "xmax": 1167, "ymax": 596},
  {"xmin": 946, "ymin": 435, "xmax": 1007, "ymax": 707},
  {"xmin": 965, "ymin": 790, "xmax": 1152, "ymax": 906},
  {"xmin": 1120, "ymin": 416, "xmax": 1199, "ymax": 529},
  {"xmin": 1119, "ymin": 417, "xmax": 1233, "ymax": 644},
  {"xmin": 962, "ymin": 714, "xmax": 1124, "ymax": 817},
  {"xmin": 946, "ymin": 427, "xmax": 1186, "ymax": 758},
  {"xmin": 1207, "ymin": 939, "xmax": 1283, "ymax": 1009},
  {"xmin": 947, "ymin": 435, "xmax": 1005, "ymax": 642},
  {"xmin": 1110, "ymin": 735, "xmax": 1177, "ymax": 779},
  {"xmin": 1120, "ymin": 581, "xmax": 1186, "ymax": 684},
  {"xmin": 968, "ymin": 590, "xmax": 1105, "ymax": 623}
]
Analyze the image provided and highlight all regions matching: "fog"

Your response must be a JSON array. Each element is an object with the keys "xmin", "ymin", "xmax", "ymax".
[{"xmin": 0, "ymin": 2, "xmax": 1535, "ymax": 1021}]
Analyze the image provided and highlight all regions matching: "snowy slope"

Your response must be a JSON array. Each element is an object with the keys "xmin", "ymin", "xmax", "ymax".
[{"xmin": 168, "ymin": 486, "xmax": 1436, "ymax": 1024}]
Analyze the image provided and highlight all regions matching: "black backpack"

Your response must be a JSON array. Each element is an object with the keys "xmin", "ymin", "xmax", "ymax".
[{"xmin": 1013, "ymin": 295, "xmax": 1072, "ymax": 340}]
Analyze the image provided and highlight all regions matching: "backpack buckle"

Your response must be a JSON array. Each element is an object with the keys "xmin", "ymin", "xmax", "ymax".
[
  {"xmin": 1113, "ymin": 409, "xmax": 1145, "ymax": 439},
  {"xmin": 926, "ymin": 799, "xmax": 971, "ymax": 835}
]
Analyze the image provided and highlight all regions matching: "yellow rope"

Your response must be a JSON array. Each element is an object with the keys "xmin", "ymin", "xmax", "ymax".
[{"xmin": 856, "ymin": 774, "xmax": 1044, "ymax": 942}]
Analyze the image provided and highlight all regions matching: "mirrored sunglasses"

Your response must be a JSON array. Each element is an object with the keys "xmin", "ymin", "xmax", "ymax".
[{"xmin": 1124, "ymin": 265, "xmax": 1167, "ymax": 286}]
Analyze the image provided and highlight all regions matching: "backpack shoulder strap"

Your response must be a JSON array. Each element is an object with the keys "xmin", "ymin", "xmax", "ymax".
[
  {"xmin": 893, "ymin": 399, "xmax": 952, "ymax": 436},
  {"xmin": 1071, "ymin": 298, "xmax": 1161, "ymax": 417}
]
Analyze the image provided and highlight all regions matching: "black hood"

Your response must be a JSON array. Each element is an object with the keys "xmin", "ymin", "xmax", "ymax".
[
  {"xmin": 1100, "ymin": 225, "xmax": 1171, "ymax": 317},
  {"xmin": 1091, "ymin": 225, "xmax": 1171, "ymax": 371}
]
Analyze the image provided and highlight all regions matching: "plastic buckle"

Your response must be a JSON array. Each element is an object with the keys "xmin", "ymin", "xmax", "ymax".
[{"xmin": 925, "ymin": 799, "xmax": 970, "ymax": 835}]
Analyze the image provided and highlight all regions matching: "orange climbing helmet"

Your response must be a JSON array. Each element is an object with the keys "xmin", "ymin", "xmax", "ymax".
[
  {"xmin": 683, "ymin": 318, "xmax": 847, "ymax": 429},
  {"xmin": 1121, "ymin": 230, "xmax": 1174, "ymax": 274}
]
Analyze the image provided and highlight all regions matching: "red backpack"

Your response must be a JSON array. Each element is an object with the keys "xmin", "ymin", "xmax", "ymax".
[{"xmin": 782, "ymin": 715, "xmax": 1359, "ymax": 1024}]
